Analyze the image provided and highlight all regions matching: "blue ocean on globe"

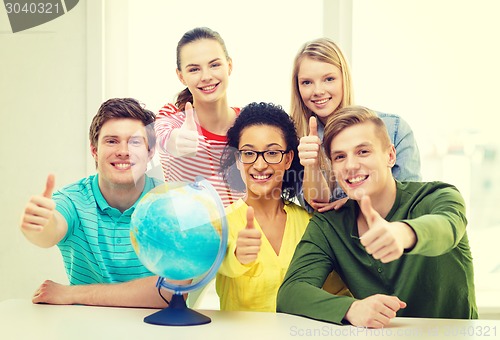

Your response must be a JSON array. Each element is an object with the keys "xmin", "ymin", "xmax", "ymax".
[{"xmin": 130, "ymin": 182, "xmax": 222, "ymax": 281}]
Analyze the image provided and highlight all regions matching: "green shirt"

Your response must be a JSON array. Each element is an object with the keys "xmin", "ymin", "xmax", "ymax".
[{"xmin": 277, "ymin": 181, "xmax": 477, "ymax": 324}]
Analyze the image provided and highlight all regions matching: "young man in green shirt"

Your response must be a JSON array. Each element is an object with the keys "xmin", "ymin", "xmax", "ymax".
[{"xmin": 277, "ymin": 106, "xmax": 477, "ymax": 328}]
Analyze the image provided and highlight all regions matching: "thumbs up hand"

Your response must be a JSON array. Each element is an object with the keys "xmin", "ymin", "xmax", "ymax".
[
  {"xmin": 298, "ymin": 116, "xmax": 322, "ymax": 166},
  {"xmin": 359, "ymin": 196, "xmax": 416, "ymax": 263},
  {"xmin": 21, "ymin": 174, "xmax": 57, "ymax": 232},
  {"xmin": 235, "ymin": 206, "xmax": 262, "ymax": 265},
  {"xmin": 175, "ymin": 102, "xmax": 199, "ymax": 157}
]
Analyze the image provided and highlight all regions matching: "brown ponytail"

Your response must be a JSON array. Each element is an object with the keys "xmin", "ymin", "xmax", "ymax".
[{"xmin": 175, "ymin": 88, "xmax": 193, "ymax": 112}]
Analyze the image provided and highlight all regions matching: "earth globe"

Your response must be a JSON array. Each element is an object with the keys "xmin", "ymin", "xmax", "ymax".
[{"xmin": 130, "ymin": 176, "xmax": 228, "ymax": 326}]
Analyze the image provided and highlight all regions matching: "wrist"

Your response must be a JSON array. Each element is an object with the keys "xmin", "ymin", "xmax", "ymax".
[
  {"xmin": 70, "ymin": 284, "xmax": 88, "ymax": 305},
  {"xmin": 343, "ymin": 300, "xmax": 358, "ymax": 324},
  {"xmin": 304, "ymin": 162, "xmax": 321, "ymax": 172},
  {"xmin": 401, "ymin": 222, "xmax": 417, "ymax": 251}
]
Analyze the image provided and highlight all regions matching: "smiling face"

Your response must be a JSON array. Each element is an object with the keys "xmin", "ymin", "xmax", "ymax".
[
  {"xmin": 91, "ymin": 118, "xmax": 153, "ymax": 189},
  {"xmin": 176, "ymin": 39, "xmax": 232, "ymax": 106},
  {"xmin": 237, "ymin": 125, "xmax": 293, "ymax": 201},
  {"xmin": 298, "ymin": 56, "xmax": 344, "ymax": 124},
  {"xmin": 329, "ymin": 121, "xmax": 396, "ymax": 201}
]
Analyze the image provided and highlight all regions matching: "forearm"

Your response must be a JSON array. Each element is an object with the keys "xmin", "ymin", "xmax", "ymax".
[
  {"xmin": 403, "ymin": 187, "xmax": 467, "ymax": 256},
  {"xmin": 278, "ymin": 225, "xmax": 353, "ymax": 324},
  {"xmin": 302, "ymin": 165, "xmax": 331, "ymax": 204},
  {"xmin": 68, "ymin": 276, "xmax": 170, "ymax": 308},
  {"xmin": 404, "ymin": 214, "xmax": 466, "ymax": 256},
  {"xmin": 277, "ymin": 280, "xmax": 355, "ymax": 324}
]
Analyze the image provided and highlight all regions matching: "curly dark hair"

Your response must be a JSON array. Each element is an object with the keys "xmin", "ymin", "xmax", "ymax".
[{"xmin": 220, "ymin": 102, "xmax": 303, "ymax": 201}]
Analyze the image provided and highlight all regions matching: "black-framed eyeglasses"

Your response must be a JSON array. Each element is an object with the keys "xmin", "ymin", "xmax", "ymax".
[{"xmin": 237, "ymin": 150, "xmax": 288, "ymax": 164}]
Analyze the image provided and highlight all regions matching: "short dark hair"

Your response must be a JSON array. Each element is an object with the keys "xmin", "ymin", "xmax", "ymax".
[
  {"xmin": 89, "ymin": 98, "xmax": 156, "ymax": 151},
  {"xmin": 220, "ymin": 102, "xmax": 303, "ymax": 201},
  {"xmin": 323, "ymin": 105, "xmax": 390, "ymax": 159}
]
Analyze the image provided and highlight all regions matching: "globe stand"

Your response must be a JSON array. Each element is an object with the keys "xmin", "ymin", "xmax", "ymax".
[
  {"xmin": 144, "ymin": 293, "xmax": 211, "ymax": 326},
  {"xmin": 132, "ymin": 177, "xmax": 228, "ymax": 327}
]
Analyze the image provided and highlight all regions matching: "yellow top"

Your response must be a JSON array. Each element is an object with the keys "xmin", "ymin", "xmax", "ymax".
[{"xmin": 216, "ymin": 199, "xmax": 312, "ymax": 312}]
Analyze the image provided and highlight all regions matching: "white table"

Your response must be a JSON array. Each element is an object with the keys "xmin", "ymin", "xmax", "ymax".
[{"xmin": 1, "ymin": 299, "xmax": 498, "ymax": 339}]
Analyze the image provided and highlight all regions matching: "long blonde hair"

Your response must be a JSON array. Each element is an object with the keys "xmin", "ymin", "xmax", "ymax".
[
  {"xmin": 290, "ymin": 37, "xmax": 354, "ymax": 139},
  {"xmin": 289, "ymin": 38, "xmax": 354, "ymax": 191}
]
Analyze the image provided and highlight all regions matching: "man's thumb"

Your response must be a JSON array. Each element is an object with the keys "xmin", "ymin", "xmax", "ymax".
[
  {"xmin": 309, "ymin": 116, "xmax": 318, "ymax": 137},
  {"xmin": 246, "ymin": 206, "xmax": 255, "ymax": 229},
  {"xmin": 43, "ymin": 174, "xmax": 55, "ymax": 198},
  {"xmin": 359, "ymin": 195, "xmax": 378, "ymax": 228}
]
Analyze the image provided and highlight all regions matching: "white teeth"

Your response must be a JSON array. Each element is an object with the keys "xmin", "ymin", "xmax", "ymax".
[
  {"xmin": 314, "ymin": 98, "xmax": 329, "ymax": 104},
  {"xmin": 115, "ymin": 163, "xmax": 131, "ymax": 170},
  {"xmin": 348, "ymin": 176, "xmax": 366, "ymax": 184},
  {"xmin": 202, "ymin": 85, "xmax": 216, "ymax": 91},
  {"xmin": 253, "ymin": 174, "xmax": 270, "ymax": 180}
]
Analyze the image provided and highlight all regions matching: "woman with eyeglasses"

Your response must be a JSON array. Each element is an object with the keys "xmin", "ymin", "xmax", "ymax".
[{"xmin": 216, "ymin": 102, "xmax": 348, "ymax": 312}]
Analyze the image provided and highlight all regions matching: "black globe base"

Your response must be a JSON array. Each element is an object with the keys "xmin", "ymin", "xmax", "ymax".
[{"xmin": 144, "ymin": 293, "xmax": 211, "ymax": 326}]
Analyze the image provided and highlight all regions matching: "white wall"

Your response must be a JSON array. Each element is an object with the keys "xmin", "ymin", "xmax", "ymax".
[
  {"xmin": 0, "ymin": 1, "xmax": 89, "ymax": 300},
  {"xmin": 351, "ymin": 0, "xmax": 499, "ymax": 152}
]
